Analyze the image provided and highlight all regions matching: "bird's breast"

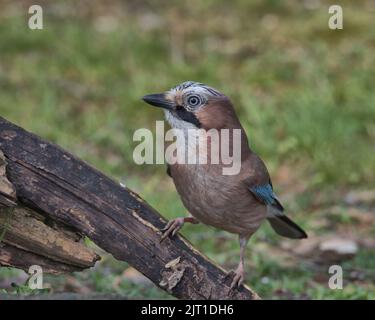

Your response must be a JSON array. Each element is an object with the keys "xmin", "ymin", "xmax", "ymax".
[{"xmin": 170, "ymin": 163, "xmax": 266, "ymax": 236}]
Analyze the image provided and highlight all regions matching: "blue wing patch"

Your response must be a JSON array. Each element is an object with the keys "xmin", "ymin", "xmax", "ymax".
[{"xmin": 249, "ymin": 183, "xmax": 284, "ymax": 211}]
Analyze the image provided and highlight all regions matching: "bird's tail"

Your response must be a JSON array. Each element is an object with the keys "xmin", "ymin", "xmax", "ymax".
[{"xmin": 267, "ymin": 214, "xmax": 307, "ymax": 239}]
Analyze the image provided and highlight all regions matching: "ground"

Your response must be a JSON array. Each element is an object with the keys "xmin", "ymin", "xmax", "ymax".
[{"xmin": 0, "ymin": 0, "xmax": 374, "ymax": 299}]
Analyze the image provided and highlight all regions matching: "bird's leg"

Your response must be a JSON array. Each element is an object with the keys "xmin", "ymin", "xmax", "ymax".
[
  {"xmin": 160, "ymin": 215, "xmax": 199, "ymax": 242},
  {"xmin": 230, "ymin": 235, "xmax": 249, "ymax": 289}
]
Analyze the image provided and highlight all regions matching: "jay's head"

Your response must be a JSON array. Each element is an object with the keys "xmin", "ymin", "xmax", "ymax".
[{"xmin": 142, "ymin": 81, "xmax": 240, "ymax": 130}]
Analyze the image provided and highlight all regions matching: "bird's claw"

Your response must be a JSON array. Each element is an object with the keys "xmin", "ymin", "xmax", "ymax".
[
  {"xmin": 230, "ymin": 268, "xmax": 245, "ymax": 289},
  {"xmin": 160, "ymin": 217, "xmax": 185, "ymax": 242},
  {"xmin": 224, "ymin": 270, "xmax": 235, "ymax": 282}
]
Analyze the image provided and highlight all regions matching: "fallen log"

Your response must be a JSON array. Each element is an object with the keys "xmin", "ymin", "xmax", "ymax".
[
  {"xmin": 0, "ymin": 116, "xmax": 259, "ymax": 299},
  {"xmin": 0, "ymin": 206, "xmax": 100, "ymax": 272},
  {"xmin": 0, "ymin": 150, "xmax": 99, "ymax": 274}
]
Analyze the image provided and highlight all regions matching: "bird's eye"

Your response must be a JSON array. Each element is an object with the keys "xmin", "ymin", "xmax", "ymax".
[{"xmin": 187, "ymin": 95, "xmax": 201, "ymax": 107}]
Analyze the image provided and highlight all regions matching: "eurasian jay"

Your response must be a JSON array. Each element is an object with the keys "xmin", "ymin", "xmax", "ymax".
[{"xmin": 142, "ymin": 81, "xmax": 307, "ymax": 288}]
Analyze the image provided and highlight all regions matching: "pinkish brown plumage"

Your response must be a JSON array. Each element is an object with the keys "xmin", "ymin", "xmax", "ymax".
[{"xmin": 143, "ymin": 81, "xmax": 307, "ymax": 289}]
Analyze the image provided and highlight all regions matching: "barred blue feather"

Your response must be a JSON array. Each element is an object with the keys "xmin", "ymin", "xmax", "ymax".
[{"xmin": 249, "ymin": 184, "xmax": 284, "ymax": 212}]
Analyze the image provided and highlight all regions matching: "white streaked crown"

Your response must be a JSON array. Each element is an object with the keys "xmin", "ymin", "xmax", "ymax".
[{"xmin": 168, "ymin": 81, "xmax": 223, "ymax": 98}]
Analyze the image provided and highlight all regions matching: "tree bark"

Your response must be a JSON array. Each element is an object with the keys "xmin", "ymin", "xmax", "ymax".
[
  {"xmin": 0, "ymin": 116, "xmax": 259, "ymax": 300},
  {"xmin": 0, "ymin": 149, "xmax": 100, "ymax": 274},
  {"xmin": 0, "ymin": 206, "xmax": 100, "ymax": 272}
]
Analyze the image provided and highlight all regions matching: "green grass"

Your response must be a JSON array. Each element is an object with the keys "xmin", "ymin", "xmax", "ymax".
[{"xmin": 0, "ymin": 0, "xmax": 375, "ymax": 299}]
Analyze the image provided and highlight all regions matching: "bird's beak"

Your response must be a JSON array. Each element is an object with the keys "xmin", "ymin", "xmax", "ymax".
[{"xmin": 142, "ymin": 93, "xmax": 175, "ymax": 110}]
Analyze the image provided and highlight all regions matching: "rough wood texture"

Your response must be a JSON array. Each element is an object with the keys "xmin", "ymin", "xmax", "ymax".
[
  {"xmin": 0, "ymin": 150, "xmax": 100, "ymax": 274},
  {"xmin": 0, "ymin": 243, "xmax": 96, "ymax": 274},
  {"xmin": 0, "ymin": 117, "xmax": 259, "ymax": 300},
  {"xmin": 0, "ymin": 150, "xmax": 17, "ymax": 207},
  {"xmin": 0, "ymin": 206, "xmax": 100, "ymax": 270}
]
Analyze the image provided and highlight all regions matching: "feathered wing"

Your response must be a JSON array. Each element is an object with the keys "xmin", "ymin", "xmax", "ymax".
[
  {"xmin": 244, "ymin": 153, "xmax": 307, "ymax": 239},
  {"xmin": 248, "ymin": 183, "xmax": 307, "ymax": 239},
  {"xmin": 250, "ymin": 183, "xmax": 284, "ymax": 211}
]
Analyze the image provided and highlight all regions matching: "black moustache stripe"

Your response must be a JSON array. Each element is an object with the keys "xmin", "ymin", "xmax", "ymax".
[{"xmin": 175, "ymin": 109, "xmax": 201, "ymax": 127}]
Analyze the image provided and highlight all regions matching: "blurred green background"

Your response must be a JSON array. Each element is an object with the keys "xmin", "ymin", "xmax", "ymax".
[{"xmin": 0, "ymin": 0, "xmax": 374, "ymax": 299}]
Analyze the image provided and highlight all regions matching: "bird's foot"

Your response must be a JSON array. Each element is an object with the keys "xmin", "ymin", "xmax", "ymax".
[
  {"xmin": 230, "ymin": 266, "xmax": 245, "ymax": 289},
  {"xmin": 160, "ymin": 217, "xmax": 185, "ymax": 242}
]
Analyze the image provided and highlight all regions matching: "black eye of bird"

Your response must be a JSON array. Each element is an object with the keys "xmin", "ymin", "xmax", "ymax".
[{"xmin": 187, "ymin": 95, "xmax": 201, "ymax": 107}]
